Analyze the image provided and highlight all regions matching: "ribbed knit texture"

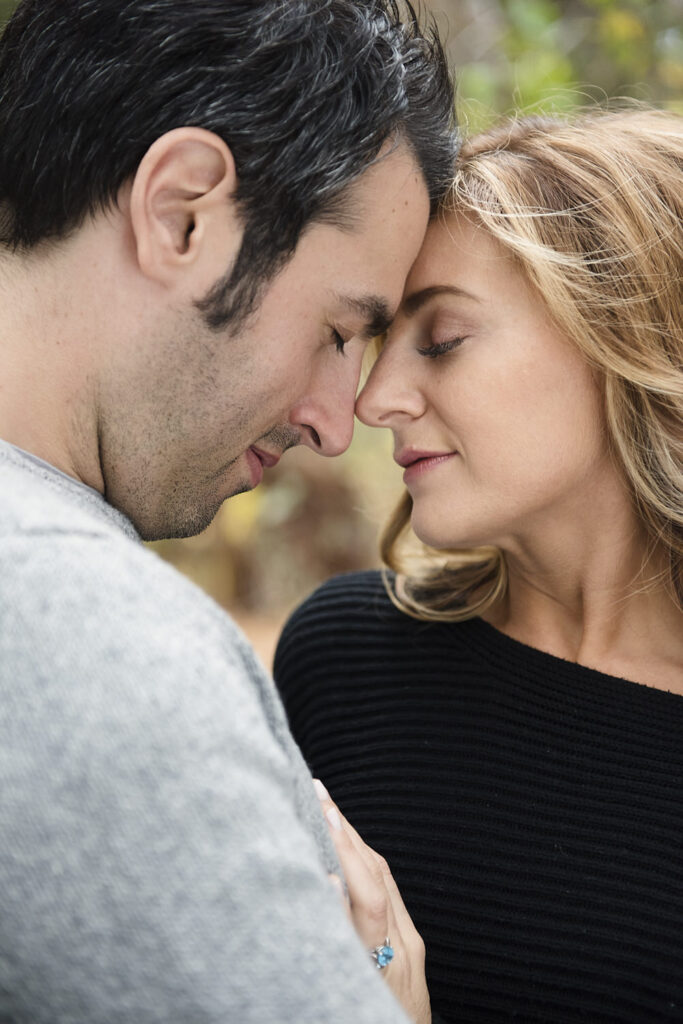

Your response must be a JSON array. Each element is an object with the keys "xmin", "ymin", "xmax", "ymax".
[{"xmin": 274, "ymin": 570, "xmax": 683, "ymax": 1024}]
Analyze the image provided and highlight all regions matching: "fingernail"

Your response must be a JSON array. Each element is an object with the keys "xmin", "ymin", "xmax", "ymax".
[
  {"xmin": 326, "ymin": 806, "xmax": 343, "ymax": 831},
  {"xmin": 329, "ymin": 873, "xmax": 344, "ymax": 895},
  {"xmin": 313, "ymin": 778, "xmax": 330, "ymax": 801}
]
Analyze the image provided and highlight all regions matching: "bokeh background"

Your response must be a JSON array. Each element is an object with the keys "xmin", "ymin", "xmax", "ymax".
[{"xmin": 3, "ymin": 0, "xmax": 679, "ymax": 667}]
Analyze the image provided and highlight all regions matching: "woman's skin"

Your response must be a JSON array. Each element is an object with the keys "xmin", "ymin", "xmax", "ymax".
[{"xmin": 356, "ymin": 212, "xmax": 683, "ymax": 693}]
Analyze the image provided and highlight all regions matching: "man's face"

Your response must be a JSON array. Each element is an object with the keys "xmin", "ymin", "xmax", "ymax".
[{"xmin": 99, "ymin": 144, "xmax": 430, "ymax": 539}]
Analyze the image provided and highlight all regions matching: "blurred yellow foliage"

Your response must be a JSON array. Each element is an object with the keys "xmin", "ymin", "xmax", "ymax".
[
  {"xmin": 599, "ymin": 8, "xmax": 645, "ymax": 43},
  {"xmin": 218, "ymin": 489, "xmax": 263, "ymax": 546}
]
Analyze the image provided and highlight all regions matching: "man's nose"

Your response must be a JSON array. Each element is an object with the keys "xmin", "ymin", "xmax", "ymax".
[
  {"xmin": 292, "ymin": 356, "xmax": 361, "ymax": 458},
  {"xmin": 297, "ymin": 406, "xmax": 355, "ymax": 457},
  {"xmin": 356, "ymin": 344, "xmax": 422, "ymax": 427}
]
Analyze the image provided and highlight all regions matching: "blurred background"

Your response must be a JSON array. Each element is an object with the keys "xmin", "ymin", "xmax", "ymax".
[{"xmin": 3, "ymin": 0, "xmax": 679, "ymax": 667}]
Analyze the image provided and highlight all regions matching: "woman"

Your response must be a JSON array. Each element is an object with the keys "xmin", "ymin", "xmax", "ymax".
[{"xmin": 275, "ymin": 106, "xmax": 683, "ymax": 1022}]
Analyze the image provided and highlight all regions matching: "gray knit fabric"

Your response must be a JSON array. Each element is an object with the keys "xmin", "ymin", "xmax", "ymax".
[{"xmin": 0, "ymin": 439, "xmax": 409, "ymax": 1024}]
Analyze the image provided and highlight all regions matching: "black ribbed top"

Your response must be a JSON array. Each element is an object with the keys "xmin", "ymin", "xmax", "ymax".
[{"xmin": 274, "ymin": 571, "xmax": 683, "ymax": 1024}]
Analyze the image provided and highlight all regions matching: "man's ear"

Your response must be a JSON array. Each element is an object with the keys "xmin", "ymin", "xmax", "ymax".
[{"xmin": 129, "ymin": 126, "xmax": 241, "ymax": 287}]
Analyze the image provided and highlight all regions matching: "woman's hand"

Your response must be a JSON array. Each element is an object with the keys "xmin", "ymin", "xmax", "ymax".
[{"xmin": 313, "ymin": 779, "xmax": 431, "ymax": 1024}]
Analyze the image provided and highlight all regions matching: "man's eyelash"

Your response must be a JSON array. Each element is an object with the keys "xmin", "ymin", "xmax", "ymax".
[
  {"xmin": 417, "ymin": 337, "xmax": 466, "ymax": 359},
  {"xmin": 332, "ymin": 328, "xmax": 346, "ymax": 355}
]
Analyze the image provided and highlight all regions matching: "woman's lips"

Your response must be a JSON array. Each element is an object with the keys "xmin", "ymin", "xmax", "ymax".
[{"xmin": 396, "ymin": 450, "xmax": 458, "ymax": 484}]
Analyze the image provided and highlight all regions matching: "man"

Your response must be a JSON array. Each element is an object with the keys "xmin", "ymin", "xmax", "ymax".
[{"xmin": 0, "ymin": 1, "xmax": 455, "ymax": 1020}]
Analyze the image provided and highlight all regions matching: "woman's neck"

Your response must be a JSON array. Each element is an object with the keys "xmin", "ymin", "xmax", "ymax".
[{"xmin": 482, "ymin": 510, "xmax": 683, "ymax": 693}]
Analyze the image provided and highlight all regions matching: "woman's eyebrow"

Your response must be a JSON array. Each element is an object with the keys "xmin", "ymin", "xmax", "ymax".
[{"xmin": 402, "ymin": 285, "xmax": 481, "ymax": 317}]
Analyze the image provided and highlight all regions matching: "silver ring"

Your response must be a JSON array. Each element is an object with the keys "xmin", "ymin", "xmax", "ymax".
[{"xmin": 369, "ymin": 937, "xmax": 394, "ymax": 970}]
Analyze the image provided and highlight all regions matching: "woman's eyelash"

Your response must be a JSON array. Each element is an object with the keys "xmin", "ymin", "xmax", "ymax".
[{"xmin": 417, "ymin": 337, "xmax": 466, "ymax": 359}]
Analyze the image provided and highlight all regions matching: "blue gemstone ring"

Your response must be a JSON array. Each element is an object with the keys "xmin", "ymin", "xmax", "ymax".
[{"xmin": 369, "ymin": 937, "xmax": 394, "ymax": 970}]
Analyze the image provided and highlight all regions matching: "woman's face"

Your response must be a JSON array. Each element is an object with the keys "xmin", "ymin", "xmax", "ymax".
[{"xmin": 356, "ymin": 212, "xmax": 613, "ymax": 552}]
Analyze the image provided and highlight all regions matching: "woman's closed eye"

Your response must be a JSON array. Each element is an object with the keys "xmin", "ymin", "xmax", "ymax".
[{"xmin": 417, "ymin": 336, "xmax": 467, "ymax": 359}]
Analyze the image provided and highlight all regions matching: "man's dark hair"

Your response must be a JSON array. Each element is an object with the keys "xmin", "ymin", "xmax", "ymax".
[{"xmin": 0, "ymin": 0, "xmax": 456, "ymax": 327}]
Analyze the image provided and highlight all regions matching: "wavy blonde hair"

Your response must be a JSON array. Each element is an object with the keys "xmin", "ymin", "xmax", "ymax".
[{"xmin": 382, "ymin": 106, "xmax": 683, "ymax": 621}]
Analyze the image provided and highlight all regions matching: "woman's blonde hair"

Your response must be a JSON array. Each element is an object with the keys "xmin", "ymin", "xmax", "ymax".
[{"xmin": 382, "ymin": 105, "xmax": 683, "ymax": 621}]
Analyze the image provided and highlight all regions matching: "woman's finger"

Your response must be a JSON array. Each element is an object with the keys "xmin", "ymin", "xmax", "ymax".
[
  {"xmin": 327, "ymin": 812, "xmax": 393, "ymax": 946},
  {"xmin": 314, "ymin": 781, "xmax": 392, "ymax": 948},
  {"xmin": 317, "ymin": 788, "xmax": 417, "ymax": 936},
  {"xmin": 312, "ymin": 780, "xmax": 432, "ymax": 1024},
  {"xmin": 335, "ymin": 811, "xmax": 425, "ymax": 970},
  {"xmin": 340, "ymin": 814, "xmax": 419, "ymax": 939},
  {"xmin": 328, "ymin": 872, "xmax": 352, "ymax": 920}
]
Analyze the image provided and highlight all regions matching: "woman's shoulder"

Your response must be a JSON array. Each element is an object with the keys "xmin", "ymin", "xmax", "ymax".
[
  {"xmin": 278, "ymin": 570, "xmax": 404, "ymax": 642},
  {"xmin": 300, "ymin": 567, "xmax": 396, "ymax": 606},
  {"xmin": 273, "ymin": 569, "xmax": 479, "ymax": 690},
  {"xmin": 274, "ymin": 570, "xmax": 415, "ymax": 680}
]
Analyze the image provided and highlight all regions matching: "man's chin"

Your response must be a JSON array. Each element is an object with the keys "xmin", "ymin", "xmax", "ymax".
[
  {"xmin": 113, "ymin": 466, "xmax": 258, "ymax": 541},
  {"xmin": 136, "ymin": 511, "xmax": 217, "ymax": 543},
  {"xmin": 135, "ymin": 489, "xmax": 250, "ymax": 542},
  {"xmin": 225, "ymin": 480, "xmax": 255, "ymax": 501}
]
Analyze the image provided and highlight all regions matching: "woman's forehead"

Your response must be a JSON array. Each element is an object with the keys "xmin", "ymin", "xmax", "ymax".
[{"xmin": 402, "ymin": 212, "xmax": 512, "ymax": 305}]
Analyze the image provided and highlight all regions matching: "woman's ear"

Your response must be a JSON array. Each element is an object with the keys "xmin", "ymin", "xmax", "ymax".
[{"xmin": 129, "ymin": 126, "xmax": 242, "ymax": 287}]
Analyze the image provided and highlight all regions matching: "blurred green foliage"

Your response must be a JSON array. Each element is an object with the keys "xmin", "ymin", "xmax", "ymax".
[{"xmin": 431, "ymin": 0, "xmax": 682, "ymax": 128}]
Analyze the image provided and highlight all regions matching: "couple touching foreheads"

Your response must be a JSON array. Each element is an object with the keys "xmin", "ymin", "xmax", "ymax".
[{"xmin": 0, "ymin": 1, "xmax": 681, "ymax": 1022}]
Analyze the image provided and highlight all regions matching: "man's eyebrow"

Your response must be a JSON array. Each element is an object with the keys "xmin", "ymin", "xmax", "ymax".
[
  {"xmin": 402, "ymin": 285, "xmax": 480, "ymax": 317},
  {"xmin": 336, "ymin": 294, "xmax": 394, "ymax": 340}
]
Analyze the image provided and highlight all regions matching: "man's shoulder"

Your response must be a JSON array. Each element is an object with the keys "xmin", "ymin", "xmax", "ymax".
[
  {"xmin": 0, "ymin": 443, "xmax": 136, "ymax": 544},
  {"xmin": 0, "ymin": 453, "xmax": 259, "ymax": 690},
  {"xmin": 0, "ymin": 495, "xmax": 283, "ymax": 798},
  {"xmin": 1, "ymin": 523, "xmax": 252, "ymax": 674}
]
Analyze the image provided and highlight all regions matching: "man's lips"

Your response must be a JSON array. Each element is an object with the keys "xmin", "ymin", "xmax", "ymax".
[
  {"xmin": 395, "ymin": 448, "xmax": 458, "ymax": 482},
  {"xmin": 245, "ymin": 446, "xmax": 281, "ymax": 487},
  {"xmin": 250, "ymin": 446, "xmax": 280, "ymax": 469}
]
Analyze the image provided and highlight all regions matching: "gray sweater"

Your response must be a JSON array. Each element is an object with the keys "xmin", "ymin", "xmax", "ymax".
[{"xmin": 0, "ymin": 439, "xmax": 409, "ymax": 1023}]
